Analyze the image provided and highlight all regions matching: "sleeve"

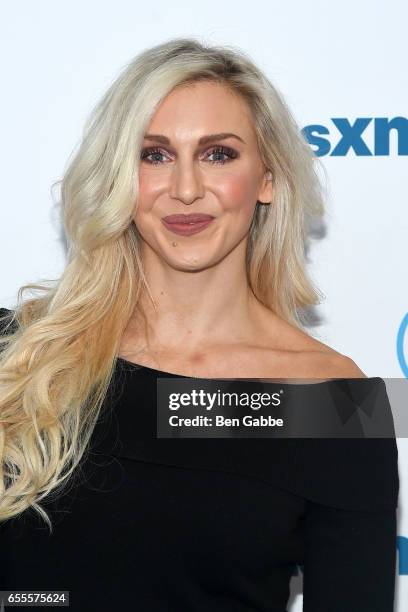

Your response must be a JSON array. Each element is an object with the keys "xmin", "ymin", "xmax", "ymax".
[
  {"xmin": 292, "ymin": 378, "xmax": 400, "ymax": 611},
  {"xmin": 301, "ymin": 499, "xmax": 397, "ymax": 612}
]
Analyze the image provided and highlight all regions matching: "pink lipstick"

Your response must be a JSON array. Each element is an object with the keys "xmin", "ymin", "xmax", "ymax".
[{"xmin": 161, "ymin": 213, "xmax": 215, "ymax": 236}]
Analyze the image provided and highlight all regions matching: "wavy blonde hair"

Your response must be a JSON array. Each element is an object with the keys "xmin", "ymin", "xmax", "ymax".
[{"xmin": 0, "ymin": 36, "xmax": 327, "ymax": 529}]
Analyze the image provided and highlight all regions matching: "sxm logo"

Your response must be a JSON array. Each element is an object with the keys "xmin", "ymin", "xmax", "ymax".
[
  {"xmin": 397, "ymin": 312, "xmax": 408, "ymax": 378},
  {"xmin": 398, "ymin": 536, "xmax": 408, "ymax": 575},
  {"xmin": 302, "ymin": 117, "xmax": 408, "ymax": 156},
  {"xmin": 292, "ymin": 538, "xmax": 408, "ymax": 576}
]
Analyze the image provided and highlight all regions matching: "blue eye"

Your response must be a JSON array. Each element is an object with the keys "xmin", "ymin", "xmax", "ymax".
[
  {"xmin": 140, "ymin": 145, "xmax": 238, "ymax": 166},
  {"xmin": 141, "ymin": 147, "xmax": 167, "ymax": 165},
  {"xmin": 206, "ymin": 146, "xmax": 238, "ymax": 164}
]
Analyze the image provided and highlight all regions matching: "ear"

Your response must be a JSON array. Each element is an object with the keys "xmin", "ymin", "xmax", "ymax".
[{"xmin": 257, "ymin": 170, "xmax": 273, "ymax": 205}]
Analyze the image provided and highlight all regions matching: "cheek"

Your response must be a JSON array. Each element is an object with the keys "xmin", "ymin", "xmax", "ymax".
[
  {"xmin": 136, "ymin": 172, "xmax": 158, "ymax": 208},
  {"xmin": 135, "ymin": 168, "xmax": 259, "ymax": 218},
  {"xmin": 133, "ymin": 173, "xmax": 162, "ymax": 225},
  {"xmin": 218, "ymin": 173, "xmax": 258, "ymax": 213}
]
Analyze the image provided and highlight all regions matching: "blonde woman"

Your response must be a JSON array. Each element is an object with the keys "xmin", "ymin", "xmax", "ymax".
[{"xmin": 0, "ymin": 38, "xmax": 399, "ymax": 611}]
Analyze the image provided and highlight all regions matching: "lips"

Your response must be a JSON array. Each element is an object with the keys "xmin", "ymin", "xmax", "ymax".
[
  {"xmin": 161, "ymin": 214, "xmax": 215, "ymax": 236},
  {"xmin": 162, "ymin": 213, "xmax": 215, "ymax": 224}
]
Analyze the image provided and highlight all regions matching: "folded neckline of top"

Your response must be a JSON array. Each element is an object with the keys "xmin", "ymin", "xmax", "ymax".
[{"xmin": 115, "ymin": 356, "xmax": 384, "ymax": 388}]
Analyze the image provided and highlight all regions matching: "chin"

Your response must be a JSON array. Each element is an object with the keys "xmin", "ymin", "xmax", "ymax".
[
  {"xmin": 174, "ymin": 259, "xmax": 205, "ymax": 271},
  {"xmin": 166, "ymin": 253, "xmax": 211, "ymax": 272}
]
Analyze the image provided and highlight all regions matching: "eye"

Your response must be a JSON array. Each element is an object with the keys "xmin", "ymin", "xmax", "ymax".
[
  {"xmin": 140, "ymin": 147, "xmax": 169, "ymax": 165},
  {"xmin": 205, "ymin": 146, "xmax": 238, "ymax": 164},
  {"xmin": 140, "ymin": 145, "xmax": 239, "ymax": 166}
]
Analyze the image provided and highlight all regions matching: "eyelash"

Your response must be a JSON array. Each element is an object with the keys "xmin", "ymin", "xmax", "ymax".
[{"xmin": 140, "ymin": 146, "xmax": 238, "ymax": 166}]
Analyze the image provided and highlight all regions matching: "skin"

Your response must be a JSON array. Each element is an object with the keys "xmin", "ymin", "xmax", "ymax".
[{"xmin": 120, "ymin": 80, "xmax": 365, "ymax": 380}]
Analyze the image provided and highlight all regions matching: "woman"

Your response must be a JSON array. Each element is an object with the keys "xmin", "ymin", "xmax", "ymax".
[{"xmin": 0, "ymin": 38, "xmax": 399, "ymax": 611}]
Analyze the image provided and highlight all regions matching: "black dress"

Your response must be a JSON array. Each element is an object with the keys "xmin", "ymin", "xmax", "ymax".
[{"xmin": 0, "ymin": 308, "xmax": 400, "ymax": 611}]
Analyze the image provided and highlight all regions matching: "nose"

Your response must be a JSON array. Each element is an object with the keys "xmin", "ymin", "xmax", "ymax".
[{"xmin": 169, "ymin": 157, "xmax": 205, "ymax": 205}]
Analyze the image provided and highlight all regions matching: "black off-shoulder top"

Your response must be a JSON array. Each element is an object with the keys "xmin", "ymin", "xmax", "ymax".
[{"xmin": 0, "ymin": 308, "xmax": 400, "ymax": 612}]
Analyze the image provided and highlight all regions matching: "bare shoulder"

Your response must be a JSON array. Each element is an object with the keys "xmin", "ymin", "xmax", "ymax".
[
  {"xmin": 300, "ymin": 351, "xmax": 367, "ymax": 380},
  {"xmin": 289, "ymin": 329, "xmax": 367, "ymax": 380},
  {"xmin": 260, "ymin": 313, "xmax": 367, "ymax": 380}
]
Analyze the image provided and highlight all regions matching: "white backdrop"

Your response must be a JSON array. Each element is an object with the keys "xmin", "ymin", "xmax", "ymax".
[{"xmin": 0, "ymin": 1, "xmax": 406, "ymax": 608}]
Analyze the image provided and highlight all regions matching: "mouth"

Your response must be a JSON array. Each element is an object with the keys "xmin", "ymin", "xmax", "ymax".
[
  {"xmin": 162, "ymin": 213, "xmax": 215, "ymax": 224},
  {"xmin": 161, "ymin": 213, "xmax": 215, "ymax": 237}
]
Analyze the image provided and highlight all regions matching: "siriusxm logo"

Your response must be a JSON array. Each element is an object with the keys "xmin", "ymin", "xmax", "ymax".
[
  {"xmin": 397, "ymin": 313, "xmax": 408, "ymax": 378},
  {"xmin": 397, "ymin": 536, "xmax": 408, "ymax": 574},
  {"xmin": 291, "ymin": 537, "xmax": 408, "ymax": 576},
  {"xmin": 302, "ymin": 117, "xmax": 408, "ymax": 156}
]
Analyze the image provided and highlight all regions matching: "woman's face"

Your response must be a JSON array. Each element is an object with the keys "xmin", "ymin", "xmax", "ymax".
[{"xmin": 133, "ymin": 80, "xmax": 272, "ymax": 271}]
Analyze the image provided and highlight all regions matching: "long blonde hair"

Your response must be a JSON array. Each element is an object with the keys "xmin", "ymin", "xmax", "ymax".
[{"xmin": 0, "ymin": 36, "xmax": 326, "ymax": 529}]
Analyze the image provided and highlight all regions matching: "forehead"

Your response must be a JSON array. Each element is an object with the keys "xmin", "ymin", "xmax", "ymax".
[{"xmin": 145, "ymin": 81, "xmax": 256, "ymax": 143}]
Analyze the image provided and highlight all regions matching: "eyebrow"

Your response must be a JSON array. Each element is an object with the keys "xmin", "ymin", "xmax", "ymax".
[{"xmin": 143, "ymin": 132, "xmax": 246, "ymax": 145}]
